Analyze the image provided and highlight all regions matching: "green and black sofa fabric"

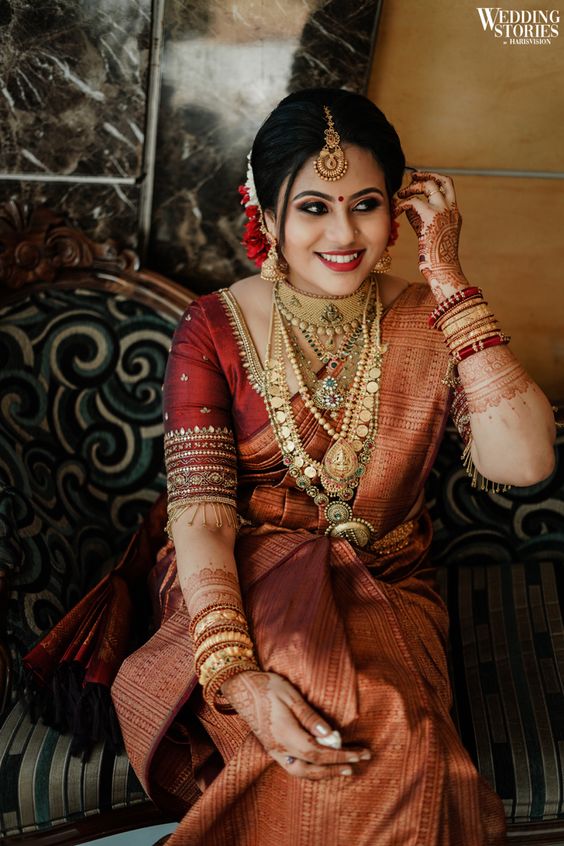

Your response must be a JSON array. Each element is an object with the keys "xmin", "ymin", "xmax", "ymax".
[{"xmin": 0, "ymin": 203, "xmax": 563, "ymax": 844}]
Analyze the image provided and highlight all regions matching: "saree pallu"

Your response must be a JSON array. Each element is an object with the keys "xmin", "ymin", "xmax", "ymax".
[{"xmin": 111, "ymin": 283, "xmax": 506, "ymax": 844}]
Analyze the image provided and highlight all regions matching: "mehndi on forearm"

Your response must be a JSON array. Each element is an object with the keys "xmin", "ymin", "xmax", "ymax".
[
  {"xmin": 171, "ymin": 511, "xmax": 260, "ymax": 711},
  {"xmin": 429, "ymin": 287, "xmax": 555, "ymax": 487}
]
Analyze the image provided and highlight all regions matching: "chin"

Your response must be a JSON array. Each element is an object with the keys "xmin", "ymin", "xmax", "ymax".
[{"xmin": 288, "ymin": 255, "xmax": 378, "ymax": 296}]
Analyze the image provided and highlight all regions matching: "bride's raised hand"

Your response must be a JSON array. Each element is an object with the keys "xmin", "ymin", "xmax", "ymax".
[
  {"xmin": 395, "ymin": 171, "xmax": 468, "ymax": 299},
  {"xmin": 221, "ymin": 670, "xmax": 371, "ymax": 780}
]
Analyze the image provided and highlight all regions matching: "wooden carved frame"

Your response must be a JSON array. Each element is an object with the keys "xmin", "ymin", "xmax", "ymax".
[{"xmin": 0, "ymin": 201, "xmax": 138, "ymax": 291}]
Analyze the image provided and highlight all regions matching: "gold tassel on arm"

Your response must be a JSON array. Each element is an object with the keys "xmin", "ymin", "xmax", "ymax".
[{"xmin": 166, "ymin": 501, "xmax": 239, "ymax": 540}]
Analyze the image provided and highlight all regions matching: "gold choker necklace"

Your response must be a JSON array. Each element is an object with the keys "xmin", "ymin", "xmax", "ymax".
[{"xmin": 275, "ymin": 278, "xmax": 370, "ymax": 336}]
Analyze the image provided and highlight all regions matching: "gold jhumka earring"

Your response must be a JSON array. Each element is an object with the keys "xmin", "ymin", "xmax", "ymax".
[
  {"xmin": 260, "ymin": 236, "xmax": 287, "ymax": 282},
  {"xmin": 373, "ymin": 250, "xmax": 392, "ymax": 273},
  {"xmin": 314, "ymin": 106, "xmax": 348, "ymax": 182}
]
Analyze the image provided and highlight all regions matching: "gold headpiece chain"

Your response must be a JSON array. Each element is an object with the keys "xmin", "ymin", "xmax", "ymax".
[{"xmin": 314, "ymin": 106, "xmax": 348, "ymax": 182}]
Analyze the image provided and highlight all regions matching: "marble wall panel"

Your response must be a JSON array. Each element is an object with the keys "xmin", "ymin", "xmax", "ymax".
[
  {"xmin": 0, "ymin": 181, "xmax": 140, "ymax": 247},
  {"xmin": 0, "ymin": 0, "xmax": 151, "ymax": 178},
  {"xmin": 147, "ymin": 0, "xmax": 383, "ymax": 293}
]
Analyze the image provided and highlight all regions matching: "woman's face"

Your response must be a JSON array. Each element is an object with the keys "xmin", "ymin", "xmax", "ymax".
[{"xmin": 268, "ymin": 144, "xmax": 391, "ymax": 296}]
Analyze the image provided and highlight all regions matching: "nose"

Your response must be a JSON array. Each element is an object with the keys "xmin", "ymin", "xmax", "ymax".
[{"xmin": 326, "ymin": 209, "xmax": 357, "ymax": 246}]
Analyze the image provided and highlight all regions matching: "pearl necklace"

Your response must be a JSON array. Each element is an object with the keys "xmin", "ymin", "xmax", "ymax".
[{"xmin": 282, "ymin": 322, "xmax": 363, "ymax": 414}]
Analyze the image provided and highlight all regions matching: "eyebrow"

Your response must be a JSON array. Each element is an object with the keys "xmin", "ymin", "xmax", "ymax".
[{"xmin": 292, "ymin": 187, "xmax": 385, "ymax": 202}]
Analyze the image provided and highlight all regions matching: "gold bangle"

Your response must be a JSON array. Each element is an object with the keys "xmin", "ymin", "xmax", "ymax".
[
  {"xmin": 198, "ymin": 650, "xmax": 255, "ymax": 687},
  {"xmin": 196, "ymin": 641, "xmax": 255, "ymax": 675},
  {"xmin": 189, "ymin": 604, "xmax": 247, "ymax": 637},
  {"xmin": 447, "ymin": 324, "xmax": 501, "ymax": 352},
  {"xmin": 198, "ymin": 645, "xmax": 255, "ymax": 677},
  {"xmin": 194, "ymin": 633, "xmax": 254, "ymax": 666},
  {"xmin": 440, "ymin": 306, "xmax": 494, "ymax": 337},
  {"xmin": 446, "ymin": 319, "xmax": 500, "ymax": 347},
  {"xmin": 449, "ymin": 332, "xmax": 505, "ymax": 357},
  {"xmin": 193, "ymin": 609, "xmax": 248, "ymax": 639},
  {"xmin": 435, "ymin": 299, "xmax": 488, "ymax": 330},
  {"xmin": 447, "ymin": 313, "xmax": 498, "ymax": 334},
  {"xmin": 194, "ymin": 627, "xmax": 252, "ymax": 658},
  {"xmin": 443, "ymin": 317, "xmax": 497, "ymax": 343},
  {"xmin": 195, "ymin": 629, "xmax": 253, "ymax": 651},
  {"xmin": 195, "ymin": 641, "xmax": 253, "ymax": 670}
]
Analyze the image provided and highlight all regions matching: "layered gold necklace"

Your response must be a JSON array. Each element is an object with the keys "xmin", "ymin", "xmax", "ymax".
[
  {"xmin": 282, "ymin": 324, "xmax": 362, "ymax": 415},
  {"xmin": 263, "ymin": 273, "xmax": 387, "ymax": 548},
  {"xmin": 275, "ymin": 277, "xmax": 373, "ymax": 413}
]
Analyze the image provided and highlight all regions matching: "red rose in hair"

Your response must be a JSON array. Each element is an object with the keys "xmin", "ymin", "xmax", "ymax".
[
  {"xmin": 238, "ymin": 185, "xmax": 269, "ymax": 267},
  {"xmin": 388, "ymin": 217, "xmax": 399, "ymax": 247}
]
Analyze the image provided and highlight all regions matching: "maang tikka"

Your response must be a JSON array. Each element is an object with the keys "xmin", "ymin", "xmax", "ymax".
[{"xmin": 314, "ymin": 106, "xmax": 348, "ymax": 182}]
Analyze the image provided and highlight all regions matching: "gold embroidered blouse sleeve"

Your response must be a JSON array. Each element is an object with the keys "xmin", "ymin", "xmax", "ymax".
[{"xmin": 163, "ymin": 299, "xmax": 238, "ymax": 534}]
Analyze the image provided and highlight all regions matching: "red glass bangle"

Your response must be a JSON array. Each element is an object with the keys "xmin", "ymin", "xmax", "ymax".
[
  {"xmin": 453, "ymin": 333, "xmax": 510, "ymax": 362},
  {"xmin": 429, "ymin": 287, "xmax": 483, "ymax": 328}
]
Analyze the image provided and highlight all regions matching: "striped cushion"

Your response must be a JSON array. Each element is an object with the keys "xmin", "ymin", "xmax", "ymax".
[
  {"xmin": 0, "ymin": 702, "xmax": 149, "ymax": 837},
  {"xmin": 431, "ymin": 425, "xmax": 564, "ymax": 824},
  {"xmin": 440, "ymin": 559, "xmax": 564, "ymax": 823}
]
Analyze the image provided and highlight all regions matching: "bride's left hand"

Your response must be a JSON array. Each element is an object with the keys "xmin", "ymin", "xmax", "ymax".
[{"xmin": 395, "ymin": 171, "xmax": 467, "ymax": 293}]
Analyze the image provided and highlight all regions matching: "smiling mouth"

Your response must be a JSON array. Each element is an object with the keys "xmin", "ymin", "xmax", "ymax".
[{"xmin": 316, "ymin": 250, "xmax": 365, "ymax": 270}]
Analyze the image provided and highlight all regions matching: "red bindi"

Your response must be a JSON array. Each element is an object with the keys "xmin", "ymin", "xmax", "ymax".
[{"xmin": 338, "ymin": 196, "xmax": 344, "ymax": 202}]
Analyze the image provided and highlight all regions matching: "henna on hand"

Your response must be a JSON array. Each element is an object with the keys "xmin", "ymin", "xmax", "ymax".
[
  {"xmin": 458, "ymin": 346, "xmax": 534, "ymax": 415},
  {"xmin": 181, "ymin": 564, "xmax": 245, "ymax": 619},
  {"xmin": 221, "ymin": 671, "xmax": 286, "ymax": 753},
  {"xmin": 396, "ymin": 173, "xmax": 468, "ymax": 297}
]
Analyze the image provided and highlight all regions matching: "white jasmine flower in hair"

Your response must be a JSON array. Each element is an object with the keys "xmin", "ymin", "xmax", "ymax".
[{"xmin": 245, "ymin": 150, "xmax": 259, "ymax": 208}]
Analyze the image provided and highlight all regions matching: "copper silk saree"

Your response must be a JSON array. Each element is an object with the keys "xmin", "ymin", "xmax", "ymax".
[{"xmin": 111, "ymin": 283, "xmax": 507, "ymax": 845}]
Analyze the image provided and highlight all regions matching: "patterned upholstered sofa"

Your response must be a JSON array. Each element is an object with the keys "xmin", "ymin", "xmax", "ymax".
[
  {"xmin": 0, "ymin": 202, "xmax": 562, "ymax": 845},
  {"xmin": 0, "ymin": 203, "xmax": 190, "ymax": 844}
]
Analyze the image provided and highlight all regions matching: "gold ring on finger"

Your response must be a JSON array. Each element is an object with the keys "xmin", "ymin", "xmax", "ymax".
[{"xmin": 428, "ymin": 190, "xmax": 442, "ymax": 199}]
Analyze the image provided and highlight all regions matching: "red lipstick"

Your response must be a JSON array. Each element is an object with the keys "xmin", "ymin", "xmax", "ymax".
[{"xmin": 316, "ymin": 250, "xmax": 365, "ymax": 272}]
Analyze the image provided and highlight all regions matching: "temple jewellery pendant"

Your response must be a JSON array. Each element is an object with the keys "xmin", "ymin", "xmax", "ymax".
[
  {"xmin": 313, "ymin": 375, "xmax": 345, "ymax": 410},
  {"xmin": 311, "ymin": 336, "xmax": 362, "ymax": 411}
]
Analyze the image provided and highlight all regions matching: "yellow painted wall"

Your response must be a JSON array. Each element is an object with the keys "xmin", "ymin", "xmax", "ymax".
[{"xmin": 368, "ymin": 0, "xmax": 564, "ymax": 398}]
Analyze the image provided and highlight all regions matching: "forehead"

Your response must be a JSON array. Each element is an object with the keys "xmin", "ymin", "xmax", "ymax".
[{"xmin": 289, "ymin": 144, "xmax": 386, "ymax": 196}]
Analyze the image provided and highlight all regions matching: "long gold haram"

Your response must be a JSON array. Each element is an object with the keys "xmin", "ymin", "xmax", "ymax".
[{"xmin": 263, "ymin": 275, "xmax": 386, "ymax": 546}]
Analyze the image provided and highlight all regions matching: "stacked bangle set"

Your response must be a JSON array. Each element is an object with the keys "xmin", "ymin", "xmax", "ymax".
[
  {"xmin": 189, "ymin": 604, "xmax": 260, "ymax": 709},
  {"xmin": 429, "ymin": 286, "xmax": 510, "ymax": 362}
]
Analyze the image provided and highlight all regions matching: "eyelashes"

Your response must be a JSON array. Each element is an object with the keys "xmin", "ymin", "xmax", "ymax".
[
  {"xmin": 297, "ymin": 198, "xmax": 382, "ymax": 215},
  {"xmin": 298, "ymin": 201, "xmax": 328, "ymax": 215},
  {"xmin": 353, "ymin": 198, "xmax": 381, "ymax": 212}
]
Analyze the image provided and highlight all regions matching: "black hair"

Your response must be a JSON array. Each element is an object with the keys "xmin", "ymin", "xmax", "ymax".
[{"xmin": 250, "ymin": 88, "xmax": 405, "ymax": 249}]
